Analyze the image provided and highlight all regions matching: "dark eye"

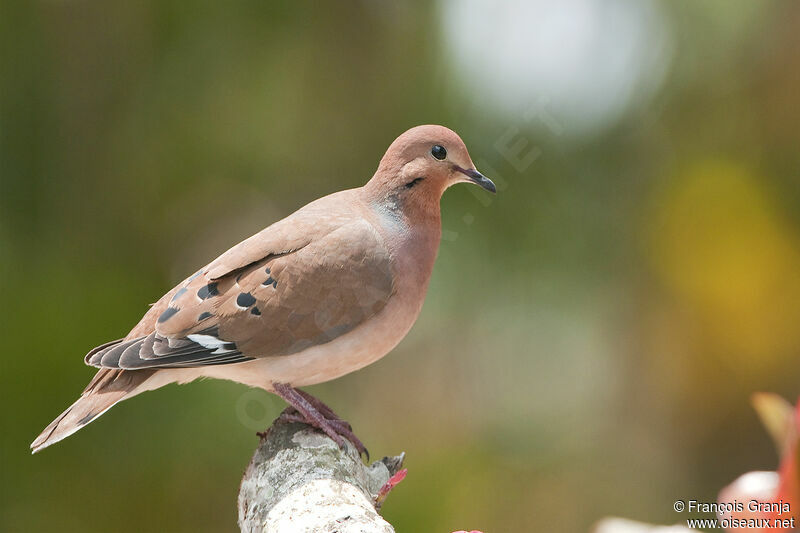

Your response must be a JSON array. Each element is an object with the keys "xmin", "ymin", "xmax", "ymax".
[{"xmin": 431, "ymin": 145, "xmax": 447, "ymax": 160}]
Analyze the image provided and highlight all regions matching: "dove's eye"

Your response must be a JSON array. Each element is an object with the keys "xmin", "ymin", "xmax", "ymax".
[{"xmin": 431, "ymin": 145, "xmax": 447, "ymax": 160}]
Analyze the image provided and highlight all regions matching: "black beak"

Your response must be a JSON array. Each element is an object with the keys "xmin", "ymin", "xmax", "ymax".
[{"xmin": 455, "ymin": 166, "xmax": 497, "ymax": 194}]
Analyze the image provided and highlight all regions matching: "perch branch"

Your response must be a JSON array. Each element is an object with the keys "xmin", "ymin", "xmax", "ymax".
[{"xmin": 238, "ymin": 420, "xmax": 405, "ymax": 533}]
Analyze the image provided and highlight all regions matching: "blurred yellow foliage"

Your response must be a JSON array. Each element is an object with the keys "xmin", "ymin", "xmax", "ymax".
[{"xmin": 649, "ymin": 160, "xmax": 800, "ymax": 364}]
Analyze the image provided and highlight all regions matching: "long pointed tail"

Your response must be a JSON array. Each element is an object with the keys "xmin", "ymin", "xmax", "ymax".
[{"xmin": 31, "ymin": 368, "xmax": 155, "ymax": 453}]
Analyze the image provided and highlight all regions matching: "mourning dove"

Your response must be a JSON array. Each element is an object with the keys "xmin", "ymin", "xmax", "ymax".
[{"xmin": 31, "ymin": 125, "xmax": 496, "ymax": 455}]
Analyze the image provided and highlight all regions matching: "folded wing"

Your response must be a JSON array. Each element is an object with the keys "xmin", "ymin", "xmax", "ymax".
[{"xmin": 85, "ymin": 219, "xmax": 395, "ymax": 369}]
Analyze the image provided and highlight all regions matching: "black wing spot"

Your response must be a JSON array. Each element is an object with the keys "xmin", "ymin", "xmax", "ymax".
[
  {"xmin": 265, "ymin": 267, "xmax": 271, "ymax": 274},
  {"xmin": 158, "ymin": 307, "xmax": 179, "ymax": 323},
  {"xmin": 262, "ymin": 276, "xmax": 277, "ymax": 288},
  {"xmin": 198, "ymin": 311, "xmax": 213, "ymax": 321},
  {"xmin": 251, "ymin": 307, "xmax": 261, "ymax": 316},
  {"xmin": 197, "ymin": 283, "xmax": 219, "ymax": 300},
  {"xmin": 237, "ymin": 292, "xmax": 256, "ymax": 308}
]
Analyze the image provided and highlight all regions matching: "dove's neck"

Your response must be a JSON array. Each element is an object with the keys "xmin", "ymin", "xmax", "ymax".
[{"xmin": 360, "ymin": 188, "xmax": 442, "ymax": 298}]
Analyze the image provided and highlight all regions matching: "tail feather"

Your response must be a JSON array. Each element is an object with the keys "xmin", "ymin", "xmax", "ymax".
[{"xmin": 31, "ymin": 368, "xmax": 155, "ymax": 453}]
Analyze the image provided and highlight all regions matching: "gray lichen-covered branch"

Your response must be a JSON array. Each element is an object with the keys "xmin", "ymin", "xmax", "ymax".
[{"xmin": 238, "ymin": 421, "xmax": 406, "ymax": 533}]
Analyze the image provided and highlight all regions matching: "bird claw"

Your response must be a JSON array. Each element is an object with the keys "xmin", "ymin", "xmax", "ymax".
[
  {"xmin": 327, "ymin": 418, "xmax": 369, "ymax": 459},
  {"xmin": 273, "ymin": 396, "xmax": 369, "ymax": 459},
  {"xmin": 276, "ymin": 407, "xmax": 305, "ymax": 425}
]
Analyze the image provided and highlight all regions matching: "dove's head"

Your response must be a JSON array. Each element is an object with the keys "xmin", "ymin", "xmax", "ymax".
[{"xmin": 364, "ymin": 125, "xmax": 495, "ymax": 212}]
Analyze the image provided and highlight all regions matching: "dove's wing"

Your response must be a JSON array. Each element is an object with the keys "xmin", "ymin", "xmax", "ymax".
[
  {"xmin": 204, "ymin": 193, "xmax": 360, "ymax": 280},
  {"xmin": 85, "ymin": 216, "xmax": 395, "ymax": 370}
]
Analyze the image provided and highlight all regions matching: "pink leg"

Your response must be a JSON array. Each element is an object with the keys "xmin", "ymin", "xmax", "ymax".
[
  {"xmin": 294, "ymin": 388, "xmax": 354, "ymax": 431},
  {"xmin": 272, "ymin": 383, "xmax": 368, "ymax": 458}
]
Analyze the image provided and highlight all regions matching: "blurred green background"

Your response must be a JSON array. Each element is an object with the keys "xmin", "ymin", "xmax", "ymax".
[{"xmin": 2, "ymin": 1, "xmax": 800, "ymax": 531}]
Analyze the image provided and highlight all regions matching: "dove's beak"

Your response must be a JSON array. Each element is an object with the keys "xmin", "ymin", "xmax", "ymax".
[{"xmin": 455, "ymin": 166, "xmax": 497, "ymax": 194}]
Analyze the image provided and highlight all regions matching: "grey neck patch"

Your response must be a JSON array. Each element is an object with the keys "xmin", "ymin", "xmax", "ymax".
[{"xmin": 371, "ymin": 193, "xmax": 408, "ymax": 232}]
